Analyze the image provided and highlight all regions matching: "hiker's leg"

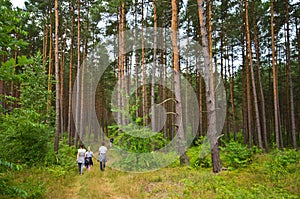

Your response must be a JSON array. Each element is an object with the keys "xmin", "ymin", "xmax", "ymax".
[
  {"xmin": 78, "ymin": 163, "xmax": 82, "ymax": 174},
  {"xmin": 100, "ymin": 161, "xmax": 103, "ymax": 171},
  {"xmin": 81, "ymin": 163, "xmax": 84, "ymax": 174}
]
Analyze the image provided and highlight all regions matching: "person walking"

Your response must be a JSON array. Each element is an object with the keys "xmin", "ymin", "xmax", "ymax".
[
  {"xmin": 76, "ymin": 144, "xmax": 86, "ymax": 175},
  {"xmin": 85, "ymin": 146, "xmax": 94, "ymax": 170},
  {"xmin": 109, "ymin": 137, "xmax": 114, "ymax": 148},
  {"xmin": 98, "ymin": 142, "xmax": 108, "ymax": 171}
]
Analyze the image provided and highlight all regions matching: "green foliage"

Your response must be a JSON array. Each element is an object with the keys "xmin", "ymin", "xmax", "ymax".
[
  {"xmin": 0, "ymin": 159, "xmax": 27, "ymax": 198},
  {"xmin": 187, "ymin": 137, "xmax": 212, "ymax": 169},
  {"xmin": 110, "ymin": 124, "xmax": 168, "ymax": 153},
  {"xmin": 108, "ymin": 124, "xmax": 171, "ymax": 171},
  {"xmin": 0, "ymin": 0, "xmax": 28, "ymax": 56},
  {"xmin": 0, "ymin": 159, "xmax": 23, "ymax": 172},
  {"xmin": 0, "ymin": 108, "xmax": 52, "ymax": 165},
  {"xmin": 264, "ymin": 149, "xmax": 300, "ymax": 185},
  {"xmin": 220, "ymin": 140, "xmax": 255, "ymax": 169},
  {"xmin": 0, "ymin": 53, "xmax": 53, "ymax": 165},
  {"xmin": 187, "ymin": 146, "xmax": 212, "ymax": 169}
]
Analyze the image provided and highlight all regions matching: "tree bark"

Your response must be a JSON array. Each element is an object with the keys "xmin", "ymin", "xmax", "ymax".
[
  {"xmin": 252, "ymin": 1, "xmax": 268, "ymax": 152},
  {"xmin": 54, "ymin": 0, "xmax": 60, "ymax": 153},
  {"xmin": 172, "ymin": 0, "xmax": 189, "ymax": 165},
  {"xmin": 75, "ymin": 0, "xmax": 81, "ymax": 146},
  {"xmin": 271, "ymin": 0, "xmax": 280, "ymax": 148},
  {"xmin": 285, "ymin": 0, "xmax": 297, "ymax": 148},
  {"xmin": 68, "ymin": 0, "xmax": 75, "ymax": 146},
  {"xmin": 151, "ymin": 0, "xmax": 157, "ymax": 131},
  {"xmin": 198, "ymin": 0, "xmax": 221, "ymax": 173},
  {"xmin": 245, "ymin": 0, "xmax": 262, "ymax": 149}
]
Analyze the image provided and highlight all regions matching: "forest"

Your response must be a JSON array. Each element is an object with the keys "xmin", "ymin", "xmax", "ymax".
[{"xmin": 0, "ymin": 0, "xmax": 300, "ymax": 198}]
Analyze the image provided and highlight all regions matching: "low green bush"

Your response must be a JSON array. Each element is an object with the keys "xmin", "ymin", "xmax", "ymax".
[{"xmin": 220, "ymin": 140, "xmax": 255, "ymax": 169}]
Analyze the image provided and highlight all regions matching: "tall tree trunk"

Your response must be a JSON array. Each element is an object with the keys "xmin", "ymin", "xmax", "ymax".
[
  {"xmin": 245, "ymin": 42, "xmax": 252, "ymax": 148},
  {"xmin": 47, "ymin": 10, "xmax": 53, "ymax": 121},
  {"xmin": 271, "ymin": 0, "xmax": 280, "ymax": 148},
  {"xmin": 54, "ymin": 0, "xmax": 60, "ymax": 153},
  {"xmin": 245, "ymin": 0, "xmax": 262, "ymax": 149},
  {"xmin": 151, "ymin": 0, "xmax": 157, "ymax": 131},
  {"xmin": 172, "ymin": 0, "xmax": 189, "ymax": 165},
  {"xmin": 134, "ymin": 0, "xmax": 139, "ymax": 119},
  {"xmin": 229, "ymin": 49, "xmax": 237, "ymax": 141},
  {"xmin": 285, "ymin": 0, "xmax": 297, "ymax": 148},
  {"xmin": 117, "ymin": 1, "xmax": 125, "ymax": 128},
  {"xmin": 75, "ymin": 0, "xmax": 81, "ymax": 146},
  {"xmin": 42, "ymin": 24, "xmax": 48, "ymax": 68},
  {"xmin": 60, "ymin": 21, "xmax": 67, "ymax": 136},
  {"xmin": 68, "ymin": 0, "xmax": 75, "ymax": 146},
  {"xmin": 141, "ymin": 0, "xmax": 147, "ymax": 125},
  {"xmin": 198, "ymin": 0, "xmax": 221, "ymax": 173},
  {"xmin": 252, "ymin": 1, "xmax": 268, "ymax": 152}
]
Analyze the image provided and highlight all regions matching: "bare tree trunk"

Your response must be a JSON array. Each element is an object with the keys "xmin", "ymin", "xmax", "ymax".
[
  {"xmin": 245, "ymin": 0, "xmax": 262, "ymax": 149},
  {"xmin": 134, "ymin": 0, "xmax": 139, "ymax": 119},
  {"xmin": 285, "ymin": 0, "xmax": 297, "ymax": 148},
  {"xmin": 229, "ymin": 50, "xmax": 237, "ymax": 141},
  {"xmin": 68, "ymin": 0, "xmax": 75, "ymax": 146},
  {"xmin": 246, "ymin": 45, "xmax": 252, "ymax": 148},
  {"xmin": 60, "ymin": 22, "xmax": 67, "ymax": 136},
  {"xmin": 54, "ymin": 0, "xmax": 60, "ymax": 152},
  {"xmin": 42, "ymin": 24, "xmax": 48, "ymax": 68},
  {"xmin": 117, "ymin": 1, "xmax": 125, "ymax": 128},
  {"xmin": 151, "ymin": 0, "xmax": 157, "ymax": 131},
  {"xmin": 198, "ymin": 0, "xmax": 221, "ymax": 173},
  {"xmin": 271, "ymin": 0, "xmax": 280, "ymax": 148},
  {"xmin": 141, "ymin": 0, "xmax": 147, "ymax": 125},
  {"xmin": 75, "ymin": 0, "xmax": 81, "ymax": 146},
  {"xmin": 172, "ymin": 0, "xmax": 189, "ymax": 165},
  {"xmin": 47, "ymin": 11, "xmax": 53, "ymax": 120},
  {"xmin": 252, "ymin": 1, "xmax": 268, "ymax": 152}
]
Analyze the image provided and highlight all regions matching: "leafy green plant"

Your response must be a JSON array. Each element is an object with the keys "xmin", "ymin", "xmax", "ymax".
[
  {"xmin": 0, "ymin": 160, "xmax": 27, "ymax": 198},
  {"xmin": 0, "ymin": 53, "xmax": 53, "ymax": 166},
  {"xmin": 187, "ymin": 144, "xmax": 212, "ymax": 169},
  {"xmin": 220, "ymin": 140, "xmax": 254, "ymax": 169},
  {"xmin": 264, "ymin": 149, "xmax": 300, "ymax": 184}
]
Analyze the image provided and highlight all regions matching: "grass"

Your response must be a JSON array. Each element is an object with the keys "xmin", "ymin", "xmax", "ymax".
[{"xmin": 3, "ymin": 150, "xmax": 300, "ymax": 199}]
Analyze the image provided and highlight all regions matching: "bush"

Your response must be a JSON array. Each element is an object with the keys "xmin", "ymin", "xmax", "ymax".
[
  {"xmin": 187, "ymin": 137, "xmax": 212, "ymax": 169},
  {"xmin": 264, "ymin": 149, "xmax": 300, "ymax": 184},
  {"xmin": 0, "ymin": 108, "xmax": 52, "ymax": 165},
  {"xmin": 220, "ymin": 140, "xmax": 254, "ymax": 169}
]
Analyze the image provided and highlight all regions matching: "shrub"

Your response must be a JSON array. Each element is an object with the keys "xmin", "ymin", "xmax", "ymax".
[
  {"xmin": 220, "ymin": 140, "xmax": 254, "ymax": 169},
  {"xmin": 264, "ymin": 149, "xmax": 300, "ymax": 184}
]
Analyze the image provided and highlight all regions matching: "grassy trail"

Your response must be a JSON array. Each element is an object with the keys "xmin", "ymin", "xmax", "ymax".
[
  {"xmin": 58, "ymin": 161, "xmax": 139, "ymax": 199},
  {"xmin": 47, "ymin": 153, "xmax": 300, "ymax": 199}
]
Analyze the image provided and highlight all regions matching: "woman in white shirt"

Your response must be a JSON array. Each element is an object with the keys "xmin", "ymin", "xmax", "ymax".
[
  {"xmin": 76, "ymin": 144, "xmax": 86, "ymax": 175},
  {"xmin": 98, "ymin": 142, "xmax": 108, "ymax": 171}
]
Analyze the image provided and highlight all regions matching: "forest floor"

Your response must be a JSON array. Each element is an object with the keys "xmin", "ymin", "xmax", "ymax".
[{"xmin": 44, "ymin": 154, "xmax": 300, "ymax": 199}]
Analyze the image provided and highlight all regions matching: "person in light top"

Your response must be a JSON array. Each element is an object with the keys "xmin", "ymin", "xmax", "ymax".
[
  {"xmin": 85, "ymin": 146, "xmax": 93, "ymax": 170},
  {"xmin": 76, "ymin": 144, "xmax": 86, "ymax": 175},
  {"xmin": 98, "ymin": 142, "xmax": 108, "ymax": 171}
]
